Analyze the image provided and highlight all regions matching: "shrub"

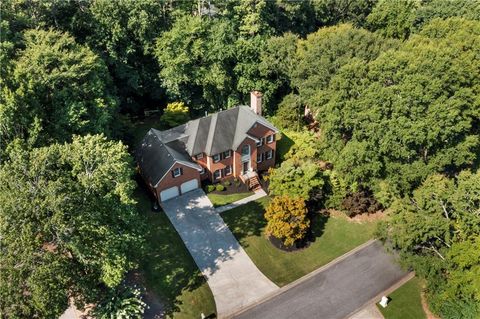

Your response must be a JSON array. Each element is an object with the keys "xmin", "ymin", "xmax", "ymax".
[
  {"xmin": 206, "ymin": 185, "xmax": 215, "ymax": 193},
  {"xmin": 160, "ymin": 102, "xmax": 189, "ymax": 127},
  {"xmin": 216, "ymin": 184, "xmax": 225, "ymax": 192},
  {"xmin": 341, "ymin": 189, "xmax": 382, "ymax": 217},
  {"xmin": 93, "ymin": 285, "xmax": 147, "ymax": 319},
  {"xmin": 223, "ymin": 180, "xmax": 231, "ymax": 187},
  {"xmin": 265, "ymin": 195, "xmax": 310, "ymax": 247}
]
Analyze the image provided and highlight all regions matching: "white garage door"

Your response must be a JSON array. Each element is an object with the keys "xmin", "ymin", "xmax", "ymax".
[
  {"xmin": 181, "ymin": 179, "xmax": 198, "ymax": 194},
  {"xmin": 160, "ymin": 186, "xmax": 179, "ymax": 202}
]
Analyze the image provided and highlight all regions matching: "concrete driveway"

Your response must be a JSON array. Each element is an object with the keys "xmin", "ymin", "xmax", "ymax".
[
  {"xmin": 234, "ymin": 241, "xmax": 409, "ymax": 319},
  {"xmin": 161, "ymin": 189, "xmax": 278, "ymax": 318}
]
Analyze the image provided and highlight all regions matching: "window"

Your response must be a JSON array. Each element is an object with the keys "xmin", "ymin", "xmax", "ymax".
[
  {"xmin": 200, "ymin": 167, "xmax": 206, "ymax": 174},
  {"xmin": 225, "ymin": 165, "xmax": 232, "ymax": 175},
  {"xmin": 257, "ymin": 153, "xmax": 263, "ymax": 163},
  {"xmin": 213, "ymin": 154, "xmax": 221, "ymax": 163},
  {"xmin": 266, "ymin": 150, "xmax": 274, "ymax": 160},
  {"xmin": 196, "ymin": 153, "xmax": 204, "ymax": 160},
  {"xmin": 266, "ymin": 134, "xmax": 274, "ymax": 144},
  {"xmin": 241, "ymin": 145, "xmax": 250, "ymax": 156},
  {"xmin": 213, "ymin": 169, "xmax": 221, "ymax": 180},
  {"xmin": 256, "ymin": 138, "xmax": 263, "ymax": 147},
  {"xmin": 223, "ymin": 150, "xmax": 231, "ymax": 158},
  {"xmin": 172, "ymin": 167, "xmax": 182, "ymax": 178}
]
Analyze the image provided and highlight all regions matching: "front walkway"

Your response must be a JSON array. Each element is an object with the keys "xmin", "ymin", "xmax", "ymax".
[
  {"xmin": 215, "ymin": 188, "xmax": 267, "ymax": 213},
  {"xmin": 161, "ymin": 189, "xmax": 278, "ymax": 318}
]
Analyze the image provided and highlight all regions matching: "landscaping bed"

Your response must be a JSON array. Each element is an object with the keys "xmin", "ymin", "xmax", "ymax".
[
  {"xmin": 221, "ymin": 197, "xmax": 378, "ymax": 287},
  {"xmin": 204, "ymin": 178, "xmax": 254, "ymax": 207}
]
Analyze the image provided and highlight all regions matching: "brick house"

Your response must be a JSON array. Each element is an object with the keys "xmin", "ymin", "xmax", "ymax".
[{"xmin": 136, "ymin": 91, "xmax": 280, "ymax": 202}]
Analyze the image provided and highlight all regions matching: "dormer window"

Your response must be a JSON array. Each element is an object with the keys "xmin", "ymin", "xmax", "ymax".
[
  {"xmin": 266, "ymin": 134, "xmax": 274, "ymax": 144},
  {"xmin": 172, "ymin": 167, "xmax": 182, "ymax": 178},
  {"xmin": 196, "ymin": 153, "xmax": 204, "ymax": 160},
  {"xmin": 213, "ymin": 154, "xmax": 221, "ymax": 163},
  {"xmin": 223, "ymin": 150, "xmax": 231, "ymax": 158}
]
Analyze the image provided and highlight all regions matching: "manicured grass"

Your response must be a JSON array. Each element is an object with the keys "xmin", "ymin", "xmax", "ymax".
[
  {"xmin": 378, "ymin": 277, "xmax": 426, "ymax": 319},
  {"xmin": 207, "ymin": 192, "xmax": 254, "ymax": 207},
  {"xmin": 221, "ymin": 197, "xmax": 378, "ymax": 286},
  {"xmin": 135, "ymin": 190, "xmax": 216, "ymax": 318}
]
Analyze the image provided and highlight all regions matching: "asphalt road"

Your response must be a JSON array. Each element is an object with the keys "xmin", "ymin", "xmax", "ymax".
[{"xmin": 234, "ymin": 240, "xmax": 408, "ymax": 319}]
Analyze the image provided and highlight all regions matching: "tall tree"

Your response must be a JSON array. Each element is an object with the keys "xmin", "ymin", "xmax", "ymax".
[
  {"xmin": 292, "ymin": 24, "xmax": 397, "ymax": 104},
  {"xmin": 379, "ymin": 171, "xmax": 480, "ymax": 318},
  {"xmin": 155, "ymin": 16, "xmax": 237, "ymax": 112},
  {"xmin": 0, "ymin": 135, "xmax": 143, "ymax": 318},
  {"xmin": 316, "ymin": 18, "xmax": 480, "ymax": 195},
  {"xmin": 366, "ymin": 0, "xmax": 418, "ymax": 39},
  {"xmin": 0, "ymin": 29, "xmax": 117, "ymax": 152},
  {"xmin": 87, "ymin": 0, "xmax": 167, "ymax": 113}
]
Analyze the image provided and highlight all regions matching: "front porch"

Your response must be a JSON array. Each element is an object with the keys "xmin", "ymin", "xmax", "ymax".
[{"xmin": 239, "ymin": 170, "xmax": 261, "ymax": 191}]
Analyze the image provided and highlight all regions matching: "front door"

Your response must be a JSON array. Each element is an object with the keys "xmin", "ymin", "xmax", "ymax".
[{"xmin": 242, "ymin": 161, "xmax": 249, "ymax": 174}]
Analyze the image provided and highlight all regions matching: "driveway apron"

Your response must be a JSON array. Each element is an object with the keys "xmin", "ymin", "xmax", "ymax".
[{"xmin": 161, "ymin": 189, "xmax": 279, "ymax": 318}]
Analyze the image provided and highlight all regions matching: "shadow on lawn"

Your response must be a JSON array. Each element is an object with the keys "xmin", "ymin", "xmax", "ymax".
[
  {"xmin": 134, "ymin": 181, "xmax": 208, "ymax": 317},
  {"xmin": 221, "ymin": 200, "xmax": 267, "ymax": 247},
  {"xmin": 222, "ymin": 198, "xmax": 329, "ymax": 251}
]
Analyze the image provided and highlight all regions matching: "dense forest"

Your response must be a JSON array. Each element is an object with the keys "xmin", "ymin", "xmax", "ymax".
[{"xmin": 1, "ymin": 0, "xmax": 479, "ymax": 318}]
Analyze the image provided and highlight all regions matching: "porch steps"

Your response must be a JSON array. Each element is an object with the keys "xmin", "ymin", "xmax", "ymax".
[{"xmin": 248, "ymin": 175, "xmax": 262, "ymax": 191}]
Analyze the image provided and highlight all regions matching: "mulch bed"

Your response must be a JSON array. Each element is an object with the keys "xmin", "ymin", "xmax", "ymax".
[
  {"xmin": 204, "ymin": 177, "xmax": 251, "ymax": 195},
  {"xmin": 267, "ymin": 235, "xmax": 312, "ymax": 252}
]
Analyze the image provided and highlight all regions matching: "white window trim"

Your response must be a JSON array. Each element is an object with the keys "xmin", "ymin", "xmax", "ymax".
[
  {"xmin": 266, "ymin": 150, "xmax": 273, "ymax": 160},
  {"xmin": 200, "ymin": 167, "xmax": 206, "ymax": 174},
  {"xmin": 214, "ymin": 169, "xmax": 222, "ymax": 180},
  {"xmin": 225, "ymin": 165, "xmax": 232, "ymax": 175},
  {"xmin": 213, "ymin": 154, "xmax": 221, "ymax": 163},
  {"xmin": 266, "ymin": 134, "xmax": 274, "ymax": 144},
  {"xmin": 256, "ymin": 139, "xmax": 263, "ymax": 147},
  {"xmin": 223, "ymin": 150, "xmax": 231, "ymax": 159},
  {"xmin": 196, "ymin": 153, "xmax": 204, "ymax": 160},
  {"xmin": 173, "ymin": 167, "xmax": 182, "ymax": 178},
  {"xmin": 257, "ymin": 153, "xmax": 263, "ymax": 163}
]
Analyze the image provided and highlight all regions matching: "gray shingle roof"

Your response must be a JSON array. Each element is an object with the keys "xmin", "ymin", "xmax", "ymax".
[{"xmin": 136, "ymin": 105, "xmax": 278, "ymax": 186}]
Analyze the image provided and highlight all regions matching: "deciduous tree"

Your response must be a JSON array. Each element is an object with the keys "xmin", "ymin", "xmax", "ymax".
[
  {"xmin": 265, "ymin": 196, "xmax": 309, "ymax": 247},
  {"xmin": 0, "ymin": 135, "xmax": 143, "ymax": 318}
]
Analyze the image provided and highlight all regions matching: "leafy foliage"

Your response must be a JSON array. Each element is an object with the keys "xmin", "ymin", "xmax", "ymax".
[
  {"xmin": 366, "ymin": 0, "xmax": 418, "ymax": 39},
  {"xmin": 378, "ymin": 171, "xmax": 480, "ymax": 319},
  {"xmin": 93, "ymin": 285, "xmax": 147, "ymax": 319},
  {"xmin": 268, "ymin": 158, "xmax": 324, "ymax": 200},
  {"xmin": 0, "ymin": 29, "xmax": 117, "ymax": 150},
  {"xmin": 0, "ymin": 135, "xmax": 143, "ymax": 318},
  {"xmin": 316, "ymin": 18, "xmax": 480, "ymax": 195},
  {"xmin": 341, "ymin": 189, "xmax": 382, "ymax": 217},
  {"xmin": 292, "ymin": 24, "xmax": 397, "ymax": 103},
  {"xmin": 161, "ymin": 102, "xmax": 190, "ymax": 128},
  {"xmin": 265, "ymin": 195, "xmax": 309, "ymax": 247},
  {"xmin": 87, "ymin": 0, "xmax": 166, "ymax": 113}
]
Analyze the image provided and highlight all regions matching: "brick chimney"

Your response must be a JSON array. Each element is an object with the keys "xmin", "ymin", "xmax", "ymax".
[{"xmin": 250, "ymin": 91, "xmax": 262, "ymax": 116}]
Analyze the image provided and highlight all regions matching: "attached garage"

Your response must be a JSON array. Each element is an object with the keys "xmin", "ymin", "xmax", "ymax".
[
  {"xmin": 160, "ymin": 186, "xmax": 179, "ymax": 202},
  {"xmin": 181, "ymin": 179, "xmax": 199, "ymax": 194}
]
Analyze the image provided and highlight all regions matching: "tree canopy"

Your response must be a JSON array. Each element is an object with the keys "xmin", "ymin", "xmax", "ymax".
[
  {"xmin": 315, "ymin": 18, "xmax": 480, "ymax": 196},
  {"xmin": 0, "ymin": 29, "xmax": 117, "ymax": 151},
  {"xmin": 0, "ymin": 135, "xmax": 143, "ymax": 318}
]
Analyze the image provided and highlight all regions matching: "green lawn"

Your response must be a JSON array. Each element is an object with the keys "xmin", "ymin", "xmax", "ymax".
[
  {"xmin": 207, "ymin": 192, "xmax": 254, "ymax": 207},
  {"xmin": 136, "ymin": 190, "xmax": 216, "ymax": 318},
  {"xmin": 378, "ymin": 277, "xmax": 426, "ymax": 319},
  {"xmin": 221, "ymin": 197, "xmax": 378, "ymax": 286}
]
